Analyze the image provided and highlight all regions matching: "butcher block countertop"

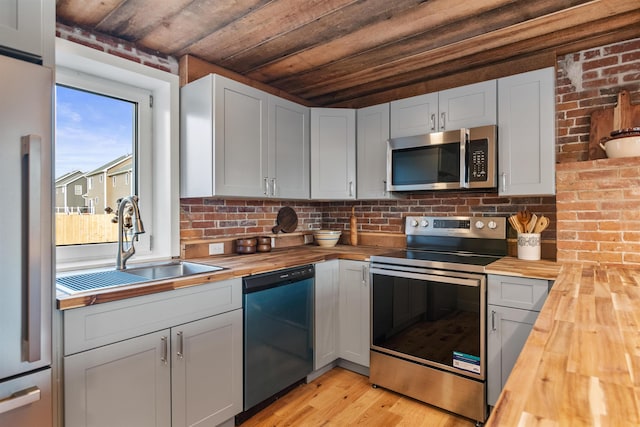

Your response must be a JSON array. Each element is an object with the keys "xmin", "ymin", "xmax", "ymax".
[
  {"xmin": 56, "ymin": 244, "xmax": 390, "ymax": 310},
  {"xmin": 486, "ymin": 256, "xmax": 561, "ymax": 280},
  {"xmin": 486, "ymin": 263, "xmax": 640, "ymax": 426}
]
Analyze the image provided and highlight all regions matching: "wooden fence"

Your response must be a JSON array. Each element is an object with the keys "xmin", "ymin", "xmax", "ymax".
[{"xmin": 55, "ymin": 213, "xmax": 118, "ymax": 245}]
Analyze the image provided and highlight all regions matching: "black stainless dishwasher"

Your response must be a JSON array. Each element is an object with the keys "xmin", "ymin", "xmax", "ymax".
[{"xmin": 237, "ymin": 264, "xmax": 314, "ymax": 424}]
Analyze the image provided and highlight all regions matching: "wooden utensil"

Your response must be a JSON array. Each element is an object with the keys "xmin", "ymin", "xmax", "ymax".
[
  {"xmin": 533, "ymin": 215, "xmax": 550, "ymax": 233},
  {"xmin": 508, "ymin": 215, "xmax": 523, "ymax": 233},
  {"xmin": 272, "ymin": 206, "xmax": 298, "ymax": 234},
  {"xmin": 527, "ymin": 213, "xmax": 538, "ymax": 233},
  {"xmin": 517, "ymin": 210, "xmax": 532, "ymax": 232}
]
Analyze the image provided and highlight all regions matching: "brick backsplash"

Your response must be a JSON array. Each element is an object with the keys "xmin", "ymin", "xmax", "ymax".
[
  {"xmin": 180, "ymin": 194, "xmax": 556, "ymax": 241},
  {"xmin": 556, "ymin": 157, "xmax": 640, "ymax": 266}
]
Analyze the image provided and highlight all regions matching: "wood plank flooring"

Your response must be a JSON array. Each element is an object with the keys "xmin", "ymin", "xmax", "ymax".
[{"xmin": 239, "ymin": 367, "xmax": 476, "ymax": 427}]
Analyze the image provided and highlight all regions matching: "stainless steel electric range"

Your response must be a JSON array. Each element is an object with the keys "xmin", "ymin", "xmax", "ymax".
[{"xmin": 369, "ymin": 215, "xmax": 507, "ymax": 424}]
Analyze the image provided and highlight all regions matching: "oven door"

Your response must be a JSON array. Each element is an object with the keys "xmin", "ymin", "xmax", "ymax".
[
  {"xmin": 386, "ymin": 129, "xmax": 466, "ymax": 191},
  {"xmin": 370, "ymin": 264, "xmax": 486, "ymax": 380}
]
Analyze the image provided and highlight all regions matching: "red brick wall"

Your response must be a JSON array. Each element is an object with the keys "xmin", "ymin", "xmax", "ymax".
[
  {"xmin": 556, "ymin": 158, "xmax": 640, "ymax": 266},
  {"xmin": 555, "ymin": 37, "xmax": 640, "ymax": 265},
  {"xmin": 556, "ymin": 38, "xmax": 640, "ymax": 162},
  {"xmin": 56, "ymin": 22, "xmax": 178, "ymax": 74}
]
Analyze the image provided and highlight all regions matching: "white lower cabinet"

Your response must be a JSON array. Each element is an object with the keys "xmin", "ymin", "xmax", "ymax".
[
  {"xmin": 63, "ymin": 278, "xmax": 243, "ymax": 427},
  {"xmin": 487, "ymin": 274, "xmax": 552, "ymax": 406},
  {"xmin": 314, "ymin": 260, "xmax": 340, "ymax": 370},
  {"xmin": 314, "ymin": 259, "xmax": 370, "ymax": 370},
  {"xmin": 338, "ymin": 260, "xmax": 370, "ymax": 367}
]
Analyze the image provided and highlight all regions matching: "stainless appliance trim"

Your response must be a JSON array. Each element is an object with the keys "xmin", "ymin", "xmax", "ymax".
[{"xmin": 370, "ymin": 351, "xmax": 487, "ymax": 422}]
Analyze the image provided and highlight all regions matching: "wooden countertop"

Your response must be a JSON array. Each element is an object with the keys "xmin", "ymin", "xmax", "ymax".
[
  {"xmin": 486, "ymin": 263, "xmax": 640, "ymax": 426},
  {"xmin": 56, "ymin": 244, "xmax": 390, "ymax": 310},
  {"xmin": 485, "ymin": 256, "xmax": 561, "ymax": 281}
]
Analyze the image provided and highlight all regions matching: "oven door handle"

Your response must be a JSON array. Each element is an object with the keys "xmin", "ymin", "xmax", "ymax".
[{"xmin": 370, "ymin": 267, "xmax": 481, "ymax": 287}]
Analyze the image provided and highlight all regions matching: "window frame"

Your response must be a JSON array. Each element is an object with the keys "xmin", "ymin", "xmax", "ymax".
[{"xmin": 55, "ymin": 38, "xmax": 180, "ymax": 270}]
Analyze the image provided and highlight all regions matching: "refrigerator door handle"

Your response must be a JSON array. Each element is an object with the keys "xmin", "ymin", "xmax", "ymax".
[
  {"xmin": 21, "ymin": 135, "xmax": 42, "ymax": 363},
  {"xmin": 0, "ymin": 386, "xmax": 41, "ymax": 415}
]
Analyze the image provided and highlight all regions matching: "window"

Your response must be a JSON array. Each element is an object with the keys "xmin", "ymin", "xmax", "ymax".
[
  {"xmin": 55, "ymin": 37, "xmax": 180, "ymax": 268},
  {"xmin": 56, "ymin": 83, "xmax": 137, "ymax": 245},
  {"xmin": 74, "ymin": 184, "xmax": 82, "ymax": 195}
]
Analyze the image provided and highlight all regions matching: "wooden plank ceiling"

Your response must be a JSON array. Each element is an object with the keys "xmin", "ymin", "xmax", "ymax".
[{"xmin": 56, "ymin": 0, "xmax": 640, "ymax": 108}]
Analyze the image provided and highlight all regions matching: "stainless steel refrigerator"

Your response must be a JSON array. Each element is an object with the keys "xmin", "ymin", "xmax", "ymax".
[{"xmin": 0, "ymin": 54, "xmax": 53, "ymax": 426}]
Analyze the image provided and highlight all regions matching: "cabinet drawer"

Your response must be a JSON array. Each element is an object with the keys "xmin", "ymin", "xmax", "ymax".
[
  {"xmin": 64, "ymin": 278, "xmax": 242, "ymax": 355},
  {"xmin": 488, "ymin": 274, "xmax": 550, "ymax": 311}
]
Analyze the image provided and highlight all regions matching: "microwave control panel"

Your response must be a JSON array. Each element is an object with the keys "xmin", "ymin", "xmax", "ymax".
[{"xmin": 469, "ymin": 139, "xmax": 488, "ymax": 182}]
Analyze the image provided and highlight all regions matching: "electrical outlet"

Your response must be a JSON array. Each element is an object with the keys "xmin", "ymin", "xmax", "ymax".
[
  {"xmin": 208, "ymin": 243, "xmax": 224, "ymax": 255},
  {"xmin": 304, "ymin": 234, "xmax": 314, "ymax": 244}
]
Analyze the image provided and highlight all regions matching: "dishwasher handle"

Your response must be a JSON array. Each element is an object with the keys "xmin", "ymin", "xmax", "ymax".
[{"xmin": 243, "ymin": 265, "xmax": 314, "ymax": 294}]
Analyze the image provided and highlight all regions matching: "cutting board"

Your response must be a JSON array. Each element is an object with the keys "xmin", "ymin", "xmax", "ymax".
[
  {"xmin": 589, "ymin": 90, "xmax": 640, "ymax": 159},
  {"xmin": 272, "ymin": 206, "xmax": 298, "ymax": 233}
]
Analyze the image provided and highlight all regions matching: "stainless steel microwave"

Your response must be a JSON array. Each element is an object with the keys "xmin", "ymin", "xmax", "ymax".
[{"xmin": 386, "ymin": 125, "xmax": 497, "ymax": 191}]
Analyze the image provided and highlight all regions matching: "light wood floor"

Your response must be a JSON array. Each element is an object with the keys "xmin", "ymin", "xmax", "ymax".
[{"xmin": 240, "ymin": 367, "xmax": 476, "ymax": 427}]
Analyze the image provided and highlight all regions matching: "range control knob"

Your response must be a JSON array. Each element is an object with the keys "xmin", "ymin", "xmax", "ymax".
[
  {"xmin": 410, "ymin": 219, "xmax": 419, "ymax": 227},
  {"xmin": 420, "ymin": 220, "xmax": 429, "ymax": 227},
  {"xmin": 475, "ymin": 220, "xmax": 485, "ymax": 229},
  {"xmin": 488, "ymin": 220, "xmax": 498, "ymax": 229}
]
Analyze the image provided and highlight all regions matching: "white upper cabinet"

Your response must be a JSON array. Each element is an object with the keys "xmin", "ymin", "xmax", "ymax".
[
  {"xmin": 390, "ymin": 80, "xmax": 496, "ymax": 138},
  {"xmin": 311, "ymin": 108, "xmax": 356, "ymax": 199},
  {"xmin": 181, "ymin": 74, "xmax": 309, "ymax": 199},
  {"xmin": 356, "ymin": 103, "xmax": 394, "ymax": 200},
  {"xmin": 269, "ymin": 96, "xmax": 310, "ymax": 199},
  {"xmin": 0, "ymin": 0, "xmax": 54, "ymax": 65},
  {"xmin": 390, "ymin": 92, "xmax": 438, "ymax": 138},
  {"xmin": 498, "ymin": 67, "xmax": 556, "ymax": 196}
]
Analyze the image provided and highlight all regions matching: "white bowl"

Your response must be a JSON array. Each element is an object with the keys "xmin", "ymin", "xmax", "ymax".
[
  {"xmin": 599, "ymin": 135, "xmax": 640, "ymax": 158},
  {"xmin": 313, "ymin": 230, "xmax": 341, "ymax": 247}
]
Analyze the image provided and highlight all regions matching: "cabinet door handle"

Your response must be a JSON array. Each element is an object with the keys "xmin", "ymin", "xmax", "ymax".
[
  {"xmin": 0, "ymin": 386, "xmax": 40, "ymax": 415},
  {"xmin": 383, "ymin": 180, "xmax": 387, "ymax": 196},
  {"xmin": 491, "ymin": 310, "xmax": 497, "ymax": 332},
  {"xmin": 440, "ymin": 112, "xmax": 446, "ymax": 130},
  {"xmin": 160, "ymin": 336, "xmax": 168, "ymax": 365},
  {"xmin": 362, "ymin": 265, "xmax": 367, "ymax": 284},
  {"xmin": 176, "ymin": 331, "xmax": 184, "ymax": 359},
  {"xmin": 430, "ymin": 113, "xmax": 436, "ymax": 131},
  {"xmin": 264, "ymin": 177, "xmax": 269, "ymax": 196},
  {"xmin": 349, "ymin": 181, "xmax": 354, "ymax": 197},
  {"xmin": 501, "ymin": 172, "xmax": 507, "ymax": 193},
  {"xmin": 270, "ymin": 178, "xmax": 276, "ymax": 197}
]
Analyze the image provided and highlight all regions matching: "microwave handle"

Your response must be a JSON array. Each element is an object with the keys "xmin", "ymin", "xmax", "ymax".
[{"xmin": 460, "ymin": 128, "xmax": 469, "ymax": 189}]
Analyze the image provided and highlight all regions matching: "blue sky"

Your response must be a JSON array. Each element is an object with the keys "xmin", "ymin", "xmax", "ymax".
[{"xmin": 55, "ymin": 85, "xmax": 134, "ymax": 178}]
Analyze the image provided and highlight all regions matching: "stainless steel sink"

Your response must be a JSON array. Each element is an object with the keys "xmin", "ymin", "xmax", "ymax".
[
  {"xmin": 56, "ymin": 261, "xmax": 225, "ymax": 294},
  {"xmin": 125, "ymin": 261, "xmax": 224, "ymax": 280}
]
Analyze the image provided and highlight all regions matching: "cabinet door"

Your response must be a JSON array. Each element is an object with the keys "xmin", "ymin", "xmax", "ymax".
[
  {"xmin": 311, "ymin": 108, "xmax": 356, "ymax": 199},
  {"xmin": 390, "ymin": 92, "xmax": 438, "ymax": 138},
  {"xmin": 498, "ymin": 67, "xmax": 555, "ymax": 196},
  {"xmin": 172, "ymin": 310, "xmax": 243, "ymax": 427},
  {"xmin": 438, "ymin": 80, "xmax": 496, "ymax": 131},
  {"xmin": 64, "ymin": 330, "xmax": 171, "ymax": 427},
  {"xmin": 314, "ymin": 260, "xmax": 340, "ymax": 370},
  {"xmin": 487, "ymin": 305, "xmax": 539, "ymax": 406},
  {"xmin": 0, "ymin": 0, "xmax": 42, "ymax": 60},
  {"xmin": 357, "ymin": 103, "xmax": 392, "ymax": 199},
  {"xmin": 338, "ymin": 260, "xmax": 370, "ymax": 367},
  {"xmin": 215, "ymin": 75, "xmax": 269, "ymax": 197},
  {"xmin": 488, "ymin": 274, "xmax": 550, "ymax": 312},
  {"xmin": 269, "ymin": 96, "xmax": 310, "ymax": 199}
]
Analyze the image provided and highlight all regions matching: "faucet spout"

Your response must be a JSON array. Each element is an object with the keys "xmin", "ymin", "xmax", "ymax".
[{"xmin": 115, "ymin": 195, "xmax": 145, "ymax": 270}]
